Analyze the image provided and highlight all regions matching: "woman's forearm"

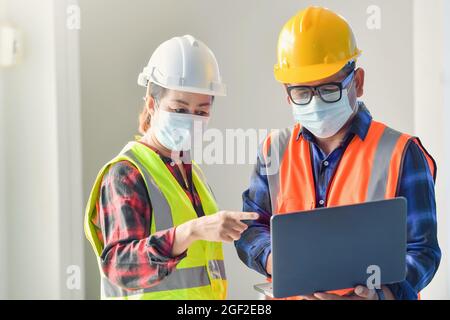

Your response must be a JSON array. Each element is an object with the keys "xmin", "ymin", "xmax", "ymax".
[{"xmin": 172, "ymin": 219, "xmax": 198, "ymax": 256}]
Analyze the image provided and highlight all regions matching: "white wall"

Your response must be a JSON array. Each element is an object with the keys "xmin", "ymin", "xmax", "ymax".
[
  {"xmin": 3, "ymin": 0, "xmax": 60, "ymax": 299},
  {"xmin": 53, "ymin": 0, "xmax": 84, "ymax": 299},
  {"xmin": 0, "ymin": 0, "xmax": 84, "ymax": 300},
  {"xmin": 412, "ymin": 0, "xmax": 448, "ymax": 299},
  {"xmin": 0, "ymin": 4, "xmax": 7, "ymax": 297},
  {"xmin": 79, "ymin": 0, "xmax": 419, "ymax": 299},
  {"xmin": 2, "ymin": 0, "xmax": 61, "ymax": 299}
]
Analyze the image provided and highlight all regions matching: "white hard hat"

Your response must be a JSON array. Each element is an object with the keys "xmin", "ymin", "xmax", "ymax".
[{"xmin": 138, "ymin": 35, "xmax": 226, "ymax": 96}]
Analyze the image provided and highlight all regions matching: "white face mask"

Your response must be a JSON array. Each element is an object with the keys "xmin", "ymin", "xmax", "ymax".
[
  {"xmin": 292, "ymin": 89, "xmax": 355, "ymax": 139},
  {"xmin": 151, "ymin": 107, "xmax": 210, "ymax": 152}
]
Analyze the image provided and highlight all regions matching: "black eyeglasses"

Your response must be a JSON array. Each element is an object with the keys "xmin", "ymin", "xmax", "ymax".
[{"xmin": 287, "ymin": 70, "xmax": 355, "ymax": 106}]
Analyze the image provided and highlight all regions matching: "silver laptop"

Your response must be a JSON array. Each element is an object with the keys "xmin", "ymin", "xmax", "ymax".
[{"xmin": 254, "ymin": 198, "xmax": 407, "ymax": 298}]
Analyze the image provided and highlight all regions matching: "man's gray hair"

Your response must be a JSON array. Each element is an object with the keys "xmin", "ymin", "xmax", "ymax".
[{"xmin": 342, "ymin": 60, "xmax": 356, "ymax": 75}]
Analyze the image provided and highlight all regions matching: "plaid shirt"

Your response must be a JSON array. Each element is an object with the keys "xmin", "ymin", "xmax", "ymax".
[
  {"xmin": 235, "ymin": 103, "xmax": 441, "ymax": 300},
  {"xmin": 92, "ymin": 142, "xmax": 205, "ymax": 290}
]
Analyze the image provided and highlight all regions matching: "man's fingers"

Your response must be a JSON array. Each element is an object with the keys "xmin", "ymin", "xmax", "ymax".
[
  {"xmin": 313, "ymin": 292, "xmax": 347, "ymax": 300},
  {"xmin": 300, "ymin": 295, "xmax": 319, "ymax": 300},
  {"xmin": 354, "ymin": 286, "xmax": 371, "ymax": 299},
  {"xmin": 313, "ymin": 288, "xmax": 375, "ymax": 300}
]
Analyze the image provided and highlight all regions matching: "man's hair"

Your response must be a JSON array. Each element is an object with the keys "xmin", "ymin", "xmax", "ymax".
[{"xmin": 342, "ymin": 60, "xmax": 356, "ymax": 75}]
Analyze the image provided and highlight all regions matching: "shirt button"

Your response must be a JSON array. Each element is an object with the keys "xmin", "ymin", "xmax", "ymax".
[
  {"xmin": 323, "ymin": 161, "xmax": 329, "ymax": 167},
  {"xmin": 170, "ymin": 162, "xmax": 175, "ymax": 167},
  {"xmin": 319, "ymin": 200, "xmax": 325, "ymax": 206}
]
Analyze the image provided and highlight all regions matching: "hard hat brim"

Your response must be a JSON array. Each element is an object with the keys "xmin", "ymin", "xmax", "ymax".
[
  {"xmin": 274, "ymin": 53, "xmax": 361, "ymax": 84},
  {"xmin": 151, "ymin": 80, "xmax": 227, "ymax": 97}
]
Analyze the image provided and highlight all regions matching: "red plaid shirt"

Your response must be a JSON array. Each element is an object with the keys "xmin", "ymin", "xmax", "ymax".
[{"xmin": 92, "ymin": 142, "xmax": 205, "ymax": 290}]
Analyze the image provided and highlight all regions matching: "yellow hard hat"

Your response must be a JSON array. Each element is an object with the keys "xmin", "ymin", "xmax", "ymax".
[{"xmin": 274, "ymin": 6, "xmax": 361, "ymax": 84}]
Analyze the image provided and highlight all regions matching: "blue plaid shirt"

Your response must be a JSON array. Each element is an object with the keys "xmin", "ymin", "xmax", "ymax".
[{"xmin": 235, "ymin": 103, "xmax": 441, "ymax": 300}]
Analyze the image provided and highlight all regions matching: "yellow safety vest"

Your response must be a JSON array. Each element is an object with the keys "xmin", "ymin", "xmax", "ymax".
[{"xmin": 84, "ymin": 141, "xmax": 227, "ymax": 300}]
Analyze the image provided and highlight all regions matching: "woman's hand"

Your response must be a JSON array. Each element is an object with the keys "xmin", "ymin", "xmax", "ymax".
[
  {"xmin": 192, "ymin": 211, "xmax": 259, "ymax": 242},
  {"xmin": 172, "ymin": 211, "xmax": 259, "ymax": 256}
]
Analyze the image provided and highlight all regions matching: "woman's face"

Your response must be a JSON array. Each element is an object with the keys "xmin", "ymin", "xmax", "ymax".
[
  {"xmin": 146, "ymin": 88, "xmax": 213, "ymax": 151},
  {"xmin": 152, "ymin": 89, "xmax": 213, "ymax": 117}
]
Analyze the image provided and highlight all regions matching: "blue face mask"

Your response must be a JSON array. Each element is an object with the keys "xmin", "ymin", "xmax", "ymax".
[
  {"xmin": 292, "ymin": 88, "xmax": 355, "ymax": 139},
  {"xmin": 152, "ymin": 106, "xmax": 210, "ymax": 151}
]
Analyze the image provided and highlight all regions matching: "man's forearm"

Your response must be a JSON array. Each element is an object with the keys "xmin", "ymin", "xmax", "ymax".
[{"xmin": 235, "ymin": 226, "xmax": 271, "ymax": 276}]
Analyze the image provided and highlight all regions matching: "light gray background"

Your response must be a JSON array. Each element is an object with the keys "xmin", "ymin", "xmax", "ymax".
[{"xmin": 79, "ymin": 0, "xmax": 416, "ymax": 299}]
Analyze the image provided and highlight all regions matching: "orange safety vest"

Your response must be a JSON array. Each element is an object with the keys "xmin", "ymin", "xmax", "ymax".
[{"xmin": 260, "ymin": 120, "xmax": 436, "ymax": 300}]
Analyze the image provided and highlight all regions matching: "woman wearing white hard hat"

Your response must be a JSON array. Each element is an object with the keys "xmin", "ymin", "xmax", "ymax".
[{"xmin": 84, "ymin": 35, "xmax": 258, "ymax": 300}]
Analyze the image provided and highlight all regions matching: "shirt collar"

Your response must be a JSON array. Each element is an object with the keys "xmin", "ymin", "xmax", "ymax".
[{"xmin": 296, "ymin": 101, "xmax": 372, "ymax": 142}]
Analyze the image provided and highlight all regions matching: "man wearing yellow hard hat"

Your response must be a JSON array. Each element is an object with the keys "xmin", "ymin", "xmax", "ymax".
[{"xmin": 235, "ymin": 6, "xmax": 440, "ymax": 300}]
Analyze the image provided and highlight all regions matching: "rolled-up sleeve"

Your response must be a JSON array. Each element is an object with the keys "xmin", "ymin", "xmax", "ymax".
[{"xmin": 96, "ymin": 161, "xmax": 187, "ymax": 290}]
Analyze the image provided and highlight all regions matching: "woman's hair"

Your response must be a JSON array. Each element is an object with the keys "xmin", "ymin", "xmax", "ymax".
[{"xmin": 138, "ymin": 83, "xmax": 167, "ymax": 135}]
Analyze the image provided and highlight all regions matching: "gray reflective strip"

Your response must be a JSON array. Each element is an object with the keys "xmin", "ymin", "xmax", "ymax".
[
  {"xmin": 192, "ymin": 163, "xmax": 217, "ymax": 201},
  {"xmin": 124, "ymin": 150, "xmax": 174, "ymax": 231},
  {"xmin": 192, "ymin": 163, "xmax": 207, "ymax": 184},
  {"xmin": 102, "ymin": 266, "xmax": 212, "ymax": 298},
  {"xmin": 209, "ymin": 260, "xmax": 227, "ymax": 280},
  {"xmin": 366, "ymin": 127, "xmax": 402, "ymax": 201},
  {"xmin": 259, "ymin": 128, "xmax": 292, "ymax": 213}
]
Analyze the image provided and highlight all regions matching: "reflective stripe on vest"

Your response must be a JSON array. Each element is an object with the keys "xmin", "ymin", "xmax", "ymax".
[
  {"xmin": 259, "ymin": 127, "xmax": 293, "ymax": 214},
  {"xmin": 84, "ymin": 141, "xmax": 227, "ymax": 300},
  {"xmin": 101, "ymin": 260, "xmax": 226, "ymax": 298},
  {"xmin": 366, "ymin": 127, "xmax": 402, "ymax": 201},
  {"xmin": 124, "ymin": 150, "xmax": 173, "ymax": 231}
]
